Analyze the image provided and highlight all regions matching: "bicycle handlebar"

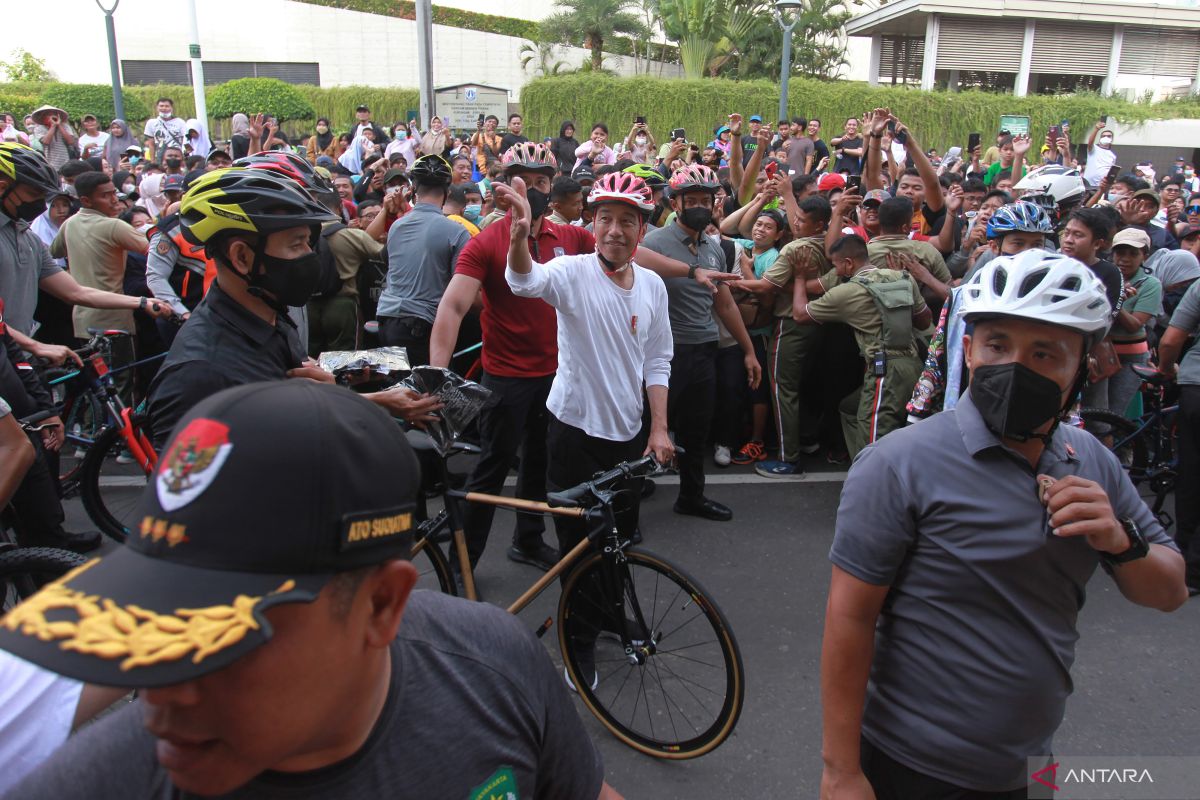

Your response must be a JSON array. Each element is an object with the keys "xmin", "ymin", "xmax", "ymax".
[
  {"xmin": 546, "ymin": 450, "xmax": 680, "ymax": 509},
  {"xmin": 17, "ymin": 409, "xmax": 58, "ymax": 430}
]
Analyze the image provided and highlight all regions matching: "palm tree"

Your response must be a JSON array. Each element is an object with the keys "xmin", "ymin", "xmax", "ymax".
[
  {"xmin": 520, "ymin": 41, "xmax": 569, "ymax": 77},
  {"xmin": 540, "ymin": 0, "xmax": 647, "ymax": 72}
]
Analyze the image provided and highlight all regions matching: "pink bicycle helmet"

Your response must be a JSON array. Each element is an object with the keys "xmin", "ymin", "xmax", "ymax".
[
  {"xmin": 588, "ymin": 171, "xmax": 655, "ymax": 217},
  {"xmin": 501, "ymin": 141, "xmax": 557, "ymax": 176},
  {"xmin": 668, "ymin": 163, "xmax": 720, "ymax": 195}
]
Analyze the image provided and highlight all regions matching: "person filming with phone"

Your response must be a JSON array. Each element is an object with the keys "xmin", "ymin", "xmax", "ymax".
[{"xmin": 623, "ymin": 118, "xmax": 656, "ymax": 165}]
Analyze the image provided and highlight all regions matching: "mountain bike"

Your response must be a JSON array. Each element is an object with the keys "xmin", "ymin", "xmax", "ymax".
[
  {"xmin": 412, "ymin": 441, "xmax": 745, "ymax": 759},
  {"xmin": 1, "ymin": 411, "xmax": 88, "ymax": 613},
  {"xmin": 1080, "ymin": 363, "xmax": 1177, "ymax": 529}
]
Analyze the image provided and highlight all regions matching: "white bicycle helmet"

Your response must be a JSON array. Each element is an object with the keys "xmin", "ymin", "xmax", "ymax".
[
  {"xmin": 960, "ymin": 249, "xmax": 1112, "ymax": 346},
  {"xmin": 1015, "ymin": 166, "xmax": 1087, "ymax": 206}
]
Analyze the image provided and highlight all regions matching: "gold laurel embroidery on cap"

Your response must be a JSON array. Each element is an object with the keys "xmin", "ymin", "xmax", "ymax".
[{"xmin": 1, "ymin": 560, "xmax": 296, "ymax": 672}]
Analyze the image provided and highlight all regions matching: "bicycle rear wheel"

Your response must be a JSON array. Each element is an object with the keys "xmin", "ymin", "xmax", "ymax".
[
  {"xmin": 0, "ymin": 547, "xmax": 87, "ymax": 613},
  {"xmin": 558, "ymin": 548, "xmax": 744, "ymax": 759},
  {"xmin": 79, "ymin": 426, "xmax": 151, "ymax": 543},
  {"xmin": 1080, "ymin": 408, "xmax": 1149, "ymax": 477}
]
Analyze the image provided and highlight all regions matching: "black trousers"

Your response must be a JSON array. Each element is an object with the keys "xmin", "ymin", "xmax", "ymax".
[
  {"xmin": 667, "ymin": 341, "xmax": 717, "ymax": 500},
  {"xmin": 8, "ymin": 433, "xmax": 69, "ymax": 547},
  {"xmin": 862, "ymin": 738, "xmax": 1052, "ymax": 800},
  {"xmin": 378, "ymin": 314, "xmax": 433, "ymax": 368},
  {"xmin": 546, "ymin": 415, "xmax": 643, "ymax": 564},
  {"xmin": 1176, "ymin": 385, "xmax": 1200, "ymax": 587},
  {"xmin": 460, "ymin": 372, "xmax": 552, "ymax": 566}
]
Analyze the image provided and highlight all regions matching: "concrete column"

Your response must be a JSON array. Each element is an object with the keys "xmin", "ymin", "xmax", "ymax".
[
  {"xmin": 920, "ymin": 14, "xmax": 939, "ymax": 91},
  {"xmin": 1193, "ymin": 36, "xmax": 1200, "ymax": 94},
  {"xmin": 1104, "ymin": 24, "xmax": 1124, "ymax": 95},
  {"xmin": 869, "ymin": 34, "xmax": 882, "ymax": 87},
  {"xmin": 1015, "ymin": 19, "xmax": 1035, "ymax": 97},
  {"xmin": 948, "ymin": 69, "xmax": 960, "ymax": 92}
]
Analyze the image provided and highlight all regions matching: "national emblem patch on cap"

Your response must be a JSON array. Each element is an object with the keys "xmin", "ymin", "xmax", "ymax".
[{"xmin": 156, "ymin": 418, "xmax": 234, "ymax": 511}]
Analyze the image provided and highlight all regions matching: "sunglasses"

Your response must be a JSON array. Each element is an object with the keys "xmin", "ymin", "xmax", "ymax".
[{"xmin": 1187, "ymin": 206, "xmax": 1200, "ymax": 214}]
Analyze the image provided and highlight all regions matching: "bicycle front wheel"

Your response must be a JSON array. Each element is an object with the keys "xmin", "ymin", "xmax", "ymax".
[
  {"xmin": 0, "ymin": 547, "xmax": 87, "ymax": 613},
  {"xmin": 558, "ymin": 548, "xmax": 745, "ymax": 759},
  {"xmin": 79, "ymin": 426, "xmax": 151, "ymax": 543},
  {"xmin": 411, "ymin": 528, "xmax": 456, "ymax": 596}
]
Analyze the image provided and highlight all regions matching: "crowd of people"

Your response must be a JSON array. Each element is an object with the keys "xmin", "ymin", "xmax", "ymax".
[{"xmin": 0, "ymin": 89, "xmax": 1195, "ymax": 799}]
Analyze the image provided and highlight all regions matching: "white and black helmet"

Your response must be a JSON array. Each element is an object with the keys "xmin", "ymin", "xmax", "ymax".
[
  {"xmin": 960, "ymin": 249, "xmax": 1112, "ymax": 346},
  {"xmin": 1014, "ymin": 165, "xmax": 1087, "ymax": 207}
]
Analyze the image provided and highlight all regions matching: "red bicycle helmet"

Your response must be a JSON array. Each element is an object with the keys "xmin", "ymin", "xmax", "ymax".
[
  {"xmin": 501, "ymin": 142, "xmax": 557, "ymax": 177},
  {"xmin": 668, "ymin": 163, "xmax": 720, "ymax": 195},
  {"xmin": 588, "ymin": 172, "xmax": 655, "ymax": 217},
  {"xmin": 234, "ymin": 151, "xmax": 336, "ymax": 203}
]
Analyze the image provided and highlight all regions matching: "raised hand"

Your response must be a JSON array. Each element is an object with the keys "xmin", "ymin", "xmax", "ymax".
[
  {"xmin": 729, "ymin": 113, "xmax": 742, "ymax": 137},
  {"xmin": 1012, "ymin": 133, "xmax": 1032, "ymax": 156},
  {"xmin": 497, "ymin": 176, "xmax": 532, "ymax": 241}
]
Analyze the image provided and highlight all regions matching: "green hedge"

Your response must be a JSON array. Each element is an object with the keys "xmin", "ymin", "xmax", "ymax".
[
  {"xmin": 208, "ymin": 78, "xmax": 316, "ymax": 122},
  {"xmin": 0, "ymin": 92, "xmax": 38, "ymax": 120},
  {"xmin": 521, "ymin": 74, "xmax": 1200, "ymax": 152},
  {"xmin": 290, "ymin": 0, "xmax": 677, "ymax": 63}
]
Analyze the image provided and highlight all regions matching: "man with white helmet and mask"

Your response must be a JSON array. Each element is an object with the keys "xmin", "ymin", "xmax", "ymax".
[{"xmin": 821, "ymin": 249, "xmax": 1187, "ymax": 799}]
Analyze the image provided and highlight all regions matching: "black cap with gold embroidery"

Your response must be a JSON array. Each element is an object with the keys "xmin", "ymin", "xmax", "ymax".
[{"xmin": 0, "ymin": 381, "xmax": 420, "ymax": 688}]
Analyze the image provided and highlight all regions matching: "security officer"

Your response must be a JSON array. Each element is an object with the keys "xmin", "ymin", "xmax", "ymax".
[
  {"xmin": 146, "ymin": 168, "xmax": 439, "ymax": 451},
  {"xmin": 821, "ymin": 250, "xmax": 1186, "ymax": 798},
  {"xmin": 791, "ymin": 233, "xmax": 929, "ymax": 458},
  {"xmin": 145, "ymin": 210, "xmax": 214, "ymax": 344},
  {"xmin": 639, "ymin": 164, "xmax": 761, "ymax": 522}
]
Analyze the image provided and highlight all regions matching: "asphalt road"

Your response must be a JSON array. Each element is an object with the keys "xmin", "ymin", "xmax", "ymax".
[{"xmin": 67, "ymin": 463, "xmax": 1200, "ymax": 799}]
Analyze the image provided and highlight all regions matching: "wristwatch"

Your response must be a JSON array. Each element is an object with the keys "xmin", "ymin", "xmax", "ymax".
[
  {"xmin": 1101, "ymin": 517, "xmax": 1150, "ymax": 566},
  {"xmin": 688, "ymin": 264, "xmax": 700, "ymax": 280}
]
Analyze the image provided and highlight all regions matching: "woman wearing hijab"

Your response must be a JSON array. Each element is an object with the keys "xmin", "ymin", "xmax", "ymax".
[
  {"xmin": 552, "ymin": 121, "xmax": 579, "ymax": 175},
  {"xmin": 185, "ymin": 119, "xmax": 212, "ymax": 159},
  {"xmin": 420, "ymin": 115, "xmax": 450, "ymax": 159},
  {"xmin": 1148, "ymin": 248, "xmax": 1200, "ymax": 324},
  {"xmin": 338, "ymin": 130, "xmax": 367, "ymax": 175},
  {"xmin": 306, "ymin": 117, "xmax": 337, "ymax": 162},
  {"xmin": 103, "ymin": 119, "xmax": 137, "ymax": 169},
  {"xmin": 112, "ymin": 169, "xmax": 137, "ymax": 201},
  {"xmin": 138, "ymin": 172, "xmax": 168, "ymax": 219},
  {"xmin": 230, "ymin": 113, "xmax": 251, "ymax": 160}
]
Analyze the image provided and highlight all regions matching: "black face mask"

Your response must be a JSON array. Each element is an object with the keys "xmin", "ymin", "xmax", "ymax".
[
  {"xmin": 681, "ymin": 206, "xmax": 713, "ymax": 232},
  {"xmin": 245, "ymin": 251, "xmax": 322, "ymax": 308},
  {"xmin": 165, "ymin": 158, "xmax": 182, "ymax": 170},
  {"xmin": 971, "ymin": 362, "xmax": 1068, "ymax": 441},
  {"xmin": 1, "ymin": 183, "xmax": 47, "ymax": 223},
  {"xmin": 526, "ymin": 187, "xmax": 551, "ymax": 220}
]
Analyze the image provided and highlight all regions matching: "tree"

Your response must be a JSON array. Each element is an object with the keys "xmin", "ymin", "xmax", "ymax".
[
  {"xmin": 724, "ymin": 0, "xmax": 854, "ymax": 81},
  {"xmin": 208, "ymin": 78, "xmax": 315, "ymax": 122},
  {"xmin": 540, "ymin": 0, "xmax": 647, "ymax": 72},
  {"xmin": 2, "ymin": 49, "xmax": 55, "ymax": 83},
  {"xmin": 657, "ymin": 0, "xmax": 770, "ymax": 79},
  {"xmin": 520, "ymin": 41, "xmax": 569, "ymax": 77}
]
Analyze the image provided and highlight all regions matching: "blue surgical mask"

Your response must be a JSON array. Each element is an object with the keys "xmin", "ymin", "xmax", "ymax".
[
  {"xmin": 397, "ymin": 131, "xmax": 407, "ymax": 140},
  {"xmin": 463, "ymin": 203, "xmax": 482, "ymax": 223},
  {"xmin": 129, "ymin": 156, "xmax": 140, "ymax": 165},
  {"xmin": 1107, "ymin": 192, "xmax": 1124, "ymax": 203}
]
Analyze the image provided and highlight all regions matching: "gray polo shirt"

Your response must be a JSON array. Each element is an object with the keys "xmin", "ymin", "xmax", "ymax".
[
  {"xmin": 1168, "ymin": 278, "xmax": 1200, "ymax": 385},
  {"xmin": 640, "ymin": 222, "xmax": 724, "ymax": 345},
  {"xmin": 0, "ymin": 213, "xmax": 63, "ymax": 336},
  {"xmin": 376, "ymin": 202, "xmax": 471, "ymax": 324},
  {"xmin": 831, "ymin": 391, "xmax": 1176, "ymax": 792}
]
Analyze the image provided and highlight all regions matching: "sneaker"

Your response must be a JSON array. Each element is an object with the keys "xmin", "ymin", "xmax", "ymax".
[
  {"xmin": 115, "ymin": 450, "xmax": 135, "ymax": 465},
  {"xmin": 755, "ymin": 460, "xmax": 805, "ymax": 478},
  {"xmin": 826, "ymin": 450, "xmax": 850, "ymax": 466},
  {"xmin": 564, "ymin": 644, "xmax": 598, "ymax": 693},
  {"xmin": 731, "ymin": 440, "xmax": 767, "ymax": 465},
  {"xmin": 798, "ymin": 440, "xmax": 821, "ymax": 455},
  {"xmin": 713, "ymin": 444, "xmax": 731, "ymax": 467}
]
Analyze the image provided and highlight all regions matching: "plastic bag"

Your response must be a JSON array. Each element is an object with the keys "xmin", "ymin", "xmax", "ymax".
[
  {"xmin": 398, "ymin": 366, "xmax": 494, "ymax": 454},
  {"xmin": 318, "ymin": 347, "xmax": 411, "ymax": 377}
]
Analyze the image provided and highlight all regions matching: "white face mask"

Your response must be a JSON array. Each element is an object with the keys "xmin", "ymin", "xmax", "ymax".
[
  {"xmin": 135, "ymin": 223, "xmax": 153, "ymax": 235},
  {"xmin": 635, "ymin": 136, "xmax": 647, "ymax": 146},
  {"xmin": 122, "ymin": 182, "xmax": 135, "ymax": 194},
  {"xmin": 158, "ymin": 111, "xmax": 172, "ymax": 120},
  {"xmin": 1099, "ymin": 136, "xmax": 1113, "ymax": 148}
]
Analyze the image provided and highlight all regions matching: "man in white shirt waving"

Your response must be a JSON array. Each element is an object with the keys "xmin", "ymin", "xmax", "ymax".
[{"xmin": 505, "ymin": 171, "xmax": 675, "ymax": 683}]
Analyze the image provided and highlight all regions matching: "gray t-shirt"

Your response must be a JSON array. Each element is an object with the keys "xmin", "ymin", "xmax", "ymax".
[
  {"xmin": 376, "ymin": 203, "xmax": 471, "ymax": 324},
  {"xmin": 1168, "ymin": 277, "xmax": 1200, "ymax": 385},
  {"xmin": 784, "ymin": 136, "xmax": 813, "ymax": 175},
  {"xmin": 641, "ymin": 222, "xmax": 724, "ymax": 345},
  {"xmin": 830, "ymin": 391, "xmax": 1176, "ymax": 792},
  {"xmin": 9, "ymin": 591, "xmax": 604, "ymax": 800},
  {"xmin": 0, "ymin": 214, "xmax": 63, "ymax": 336}
]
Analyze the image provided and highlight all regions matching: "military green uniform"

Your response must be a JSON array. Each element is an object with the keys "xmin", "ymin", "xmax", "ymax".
[
  {"xmin": 805, "ymin": 267, "xmax": 926, "ymax": 458},
  {"xmin": 866, "ymin": 235, "xmax": 950, "ymax": 337},
  {"xmin": 762, "ymin": 236, "xmax": 830, "ymax": 462}
]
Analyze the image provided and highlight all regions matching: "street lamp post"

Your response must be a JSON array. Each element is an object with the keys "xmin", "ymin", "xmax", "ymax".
[
  {"xmin": 773, "ymin": 0, "xmax": 802, "ymax": 123},
  {"xmin": 95, "ymin": 0, "xmax": 124, "ymax": 123}
]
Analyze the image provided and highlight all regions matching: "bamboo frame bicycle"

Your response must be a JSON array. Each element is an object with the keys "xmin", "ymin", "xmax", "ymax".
[{"xmin": 408, "ymin": 443, "xmax": 745, "ymax": 760}]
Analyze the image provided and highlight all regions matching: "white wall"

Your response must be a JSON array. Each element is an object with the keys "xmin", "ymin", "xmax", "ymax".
[{"xmin": 12, "ymin": 0, "xmax": 680, "ymax": 99}]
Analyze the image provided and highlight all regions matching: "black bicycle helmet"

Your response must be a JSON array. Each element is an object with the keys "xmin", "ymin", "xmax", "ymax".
[
  {"xmin": 408, "ymin": 154, "xmax": 452, "ymax": 187},
  {"xmin": 0, "ymin": 142, "xmax": 60, "ymax": 195},
  {"xmin": 180, "ymin": 167, "xmax": 336, "ymax": 247}
]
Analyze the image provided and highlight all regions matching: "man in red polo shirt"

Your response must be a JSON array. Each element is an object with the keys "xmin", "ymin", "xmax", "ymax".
[{"xmin": 432, "ymin": 143, "xmax": 723, "ymax": 586}]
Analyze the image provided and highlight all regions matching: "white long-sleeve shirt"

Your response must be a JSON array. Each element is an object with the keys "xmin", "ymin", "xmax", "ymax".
[{"xmin": 506, "ymin": 253, "xmax": 672, "ymax": 442}]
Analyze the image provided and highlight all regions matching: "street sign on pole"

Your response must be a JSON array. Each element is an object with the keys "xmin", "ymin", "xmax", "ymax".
[{"xmin": 187, "ymin": 0, "xmax": 208, "ymax": 129}]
